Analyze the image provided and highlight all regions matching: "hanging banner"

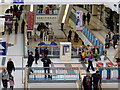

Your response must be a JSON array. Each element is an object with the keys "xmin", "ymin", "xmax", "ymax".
[
  {"xmin": 76, "ymin": 11, "xmax": 83, "ymax": 31},
  {"xmin": 27, "ymin": 12, "xmax": 34, "ymax": 31}
]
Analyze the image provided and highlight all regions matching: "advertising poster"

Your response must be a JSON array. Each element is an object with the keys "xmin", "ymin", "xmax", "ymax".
[
  {"xmin": 76, "ymin": 11, "xmax": 83, "ymax": 31},
  {"xmin": 0, "ymin": 42, "xmax": 6, "ymax": 55},
  {"xmin": 27, "ymin": 12, "xmax": 34, "ymax": 31}
]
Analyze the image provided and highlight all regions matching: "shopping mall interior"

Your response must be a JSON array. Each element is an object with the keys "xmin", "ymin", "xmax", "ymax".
[{"xmin": 0, "ymin": 0, "xmax": 120, "ymax": 89}]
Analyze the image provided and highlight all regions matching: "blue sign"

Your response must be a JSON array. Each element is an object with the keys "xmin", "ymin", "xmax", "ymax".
[
  {"xmin": 0, "ymin": 42, "xmax": 6, "ymax": 55},
  {"xmin": 13, "ymin": 0, "xmax": 24, "ymax": 4}
]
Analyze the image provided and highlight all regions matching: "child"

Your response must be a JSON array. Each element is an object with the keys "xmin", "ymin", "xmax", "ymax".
[{"xmin": 9, "ymin": 76, "xmax": 14, "ymax": 90}]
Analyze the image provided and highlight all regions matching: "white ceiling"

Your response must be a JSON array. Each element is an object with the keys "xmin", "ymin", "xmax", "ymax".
[{"xmin": 0, "ymin": 0, "xmax": 120, "ymax": 14}]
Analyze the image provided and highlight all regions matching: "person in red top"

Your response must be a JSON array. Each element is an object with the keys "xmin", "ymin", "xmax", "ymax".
[{"xmin": 83, "ymin": 73, "xmax": 92, "ymax": 90}]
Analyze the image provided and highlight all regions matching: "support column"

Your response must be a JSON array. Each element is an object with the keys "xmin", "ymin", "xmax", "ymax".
[
  {"xmin": 64, "ymin": 5, "xmax": 73, "ymax": 24},
  {"xmin": 58, "ymin": 5, "xmax": 66, "ymax": 24},
  {"xmin": 92, "ymin": 5, "xmax": 98, "ymax": 16},
  {"xmin": 118, "ymin": 14, "xmax": 120, "ymax": 59}
]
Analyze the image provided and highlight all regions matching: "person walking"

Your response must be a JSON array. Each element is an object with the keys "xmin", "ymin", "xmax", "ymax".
[
  {"xmin": 2, "ymin": 68, "xmax": 9, "ymax": 89},
  {"xmin": 27, "ymin": 52, "xmax": 34, "ymax": 74},
  {"xmin": 37, "ymin": 23, "xmax": 41, "ymax": 31},
  {"xmin": 108, "ymin": 31, "xmax": 111, "ymax": 40},
  {"xmin": 41, "ymin": 55, "xmax": 53, "ymax": 79},
  {"xmin": 9, "ymin": 76, "xmax": 14, "ymax": 90},
  {"xmin": 35, "ymin": 47, "xmax": 39, "ymax": 64},
  {"xmin": 87, "ymin": 12, "xmax": 91, "ymax": 25},
  {"xmin": 83, "ymin": 73, "xmax": 92, "ymax": 90},
  {"xmin": 92, "ymin": 71, "xmax": 102, "ymax": 90},
  {"xmin": 7, "ymin": 58, "xmax": 15, "ymax": 76},
  {"xmin": 105, "ymin": 35, "xmax": 110, "ymax": 49},
  {"xmin": 93, "ymin": 46, "xmax": 100, "ymax": 61},
  {"xmin": 68, "ymin": 30, "xmax": 72, "ymax": 41},
  {"xmin": 44, "ymin": 47, "xmax": 48, "ymax": 56},
  {"xmin": 83, "ymin": 13, "xmax": 86, "ymax": 24},
  {"xmin": 8, "ymin": 25, "xmax": 12, "ymax": 35},
  {"xmin": 21, "ymin": 19, "xmax": 25, "ymax": 33},
  {"xmin": 14, "ymin": 20, "xmax": 19, "ymax": 34},
  {"xmin": 112, "ymin": 32, "xmax": 119, "ymax": 49},
  {"xmin": 87, "ymin": 52, "xmax": 95, "ymax": 72}
]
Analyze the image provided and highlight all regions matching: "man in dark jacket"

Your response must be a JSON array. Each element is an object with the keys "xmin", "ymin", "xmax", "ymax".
[
  {"xmin": 87, "ymin": 12, "xmax": 91, "ymax": 25},
  {"xmin": 14, "ymin": 20, "xmax": 19, "ymax": 34},
  {"xmin": 92, "ymin": 71, "xmax": 102, "ymax": 90},
  {"xmin": 83, "ymin": 13, "xmax": 86, "ymax": 24},
  {"xmin": 7, "ymin": 58, "xmax": 15, "ymax": 76},
  {"xmin": 27, "ymin": 52, "xmax": 34, "ymax": 74},
  {"xmin": 105, "ymin": 35, "xmax": 110, "ymax": 48},
  {"xmin": 83, "ymin": 73, "xmax": 92, "ymax": 90},
  {"xmin": 44, "ymin": 47, "xmax": 48, "ymax": 56},
  {"xmin": 93, "ymin": 46, "xmax": 100, "ymax": 61},
  {"xmin": 41, "ymin": 55, "xmax": 53, "ymax": 79},
  {"xmin": 112, "ymin": 32, "xmax": 119, "ymax": 49},
  {"xmin": 21, "ymin": 19, "xmax": 25, "ymax": 33},
  {"xmin": 68, "ymin": 30, "xmax": 72, "ymax": 41}
]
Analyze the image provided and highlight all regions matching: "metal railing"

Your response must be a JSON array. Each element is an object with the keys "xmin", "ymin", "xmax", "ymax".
[
  {"xmin": 97, "ymin": 66, "xmax": 120, "ymax": 80},
  {"xmin": 24, "ymin": 67, "xmax": 83, "ymax": 90}
]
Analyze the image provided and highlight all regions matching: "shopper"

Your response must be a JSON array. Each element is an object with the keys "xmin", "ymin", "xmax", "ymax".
[
  {"xmin": 87, "ymin": 45, "xmax": 91, "ymax": 53},
  {"xmin": 44, "ymin": 47, "xmax": 48, "ymax": 56},
  {"xmin": 108, "ymin": 31, "xmax": 111, "ymax": 42},
  {"xmin": 87, "ymin": 52, "xmax": 95, "ymax": 72},
  {"xmin": 35, "ymin": 47, "xmax": 39, "ymax": 64},
  {"xmin": 83, "ymin": 72, "xmax": 92, "ymax": 90},
  {"xmin": 37, "ymin": 23, "xmax": 41, "ymax": 31},
  {"xmin": 2, "ymin": 68, "xmax": 9, "ymax": 89},
  {"xmin": 92, "ymin": 71, "xmax": 102, "ymax": 90},
  {"xmin": 16, "ymin": 10, "xmax": 21, "ymax": 20},
  {"xmin": 10, "ymin": 6, "xmax": 13, "ymax": 13},
  {"xmin": 14, "ymin": 20, "xmax": 19, "ymax": 34},
  {"xmin": 41, "ymin": 55, "xmax": 53, "ymax": 79},
  {"xmin": 69, "ymin": 30, "xmax": 72, "ymax": 41},
  {"xmin": 105, "ymin": 35, "xmax": 110, "ymax": 49},
  {"xmin": 112, "ymin": 32, "xmax": 119, "ymax": 49},
  {"xmin": 74, "ymin": 32, "xmax": 79, "ymax": 42},
  {"xmin": 87, "ymin": 12, "xmax": 91, "ymax": 25},
  {"xmin": 93, "ymin": 46, "xmax": 100, "ymax": 61},
  {"xmin": 69, "ymin": 30, "xmax": 72, "ymax": 39},
  {"xmin": 83, "ymin": 13, "xmax": 86, "ymax": 24},
  {"xmin": 21, "ymin": 19, "xmax": 25, "ymax": 33},
  {"xmin": 8, "ymin": 25, "xmax": 12, "ymax": 35},
  {"xmin": 81, "ymin": 50, "xmax": 86, "ymax": 62},
  {"xmin": 7, "ymin": 58, "xmax": 15, "ymax": 76},
  {"xmin": 27, "ymin": 52, "xmax": 34, "ymax": 74},
  {"xmin": 114, "ymin": 45, "xmax": 120, "ymax": 62},
  {"xmin": 9, "ymin": 76, "xmax": 14, "ymax": 90}
]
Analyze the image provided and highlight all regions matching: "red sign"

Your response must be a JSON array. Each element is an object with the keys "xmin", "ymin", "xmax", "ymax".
[{"xmin": 27, "ymin": 12, "xmax": 34, "ymax": 31}]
